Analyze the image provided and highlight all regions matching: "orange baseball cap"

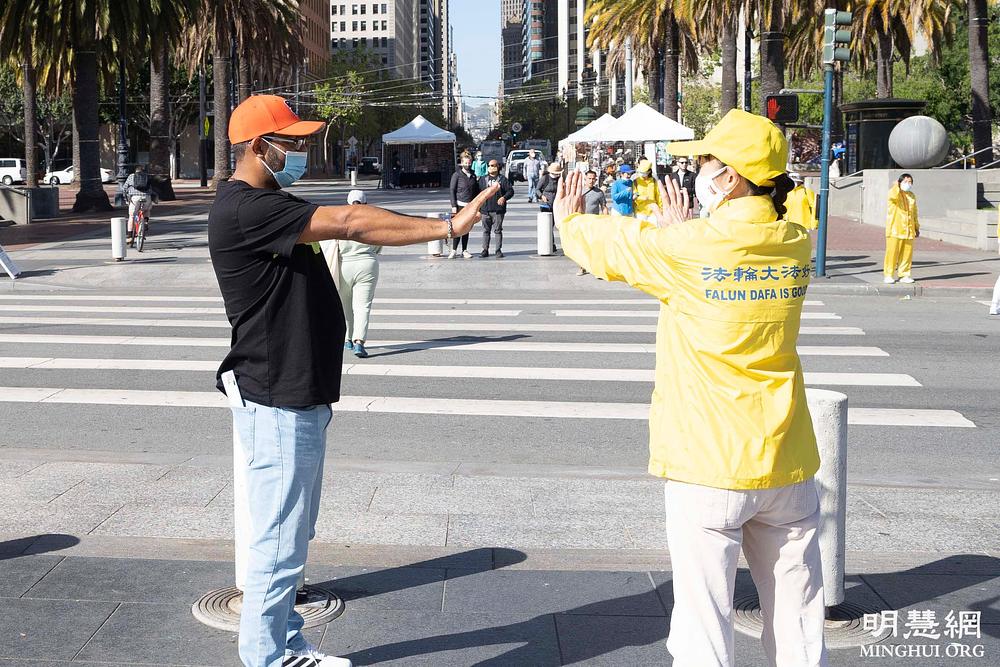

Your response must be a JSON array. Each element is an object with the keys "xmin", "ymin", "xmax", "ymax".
[{"xmin": 228, "ymin": 95, "xmax": 326, "ymax": 144}]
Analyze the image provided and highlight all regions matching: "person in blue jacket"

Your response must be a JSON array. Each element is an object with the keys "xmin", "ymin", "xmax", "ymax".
[{"xmin": 611, "ymin": 164, "xmax": 635, "ymax": 216}]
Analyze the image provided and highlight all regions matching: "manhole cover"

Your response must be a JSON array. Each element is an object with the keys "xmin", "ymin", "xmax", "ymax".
[
  {"xmin": 192, "ymin": 585, "xmax": 345, "ymax": 632},
  {"xmin": 733, "ymin": 594, "xmax": 891, "ymax": 649}
]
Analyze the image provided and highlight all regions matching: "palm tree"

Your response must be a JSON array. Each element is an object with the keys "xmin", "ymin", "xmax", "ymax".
[
  {"xmin": 586, "ymin": 0, "xmax": 697, "ymax": 121},
  {"xmin": 179, "ymin": 0, "xmax": 304, "ymax": 185},
  {"xmin": 0, "ymin": 9, "xmax": 43, "ymax": 187},
  {"xmin": 968, "ymin": 0, "xmax": 992, "ymax": 164},
  {"xmin": 148, "ymin": 0, "xmax": 200, "ymax": 201},
  {"xmin": 677, "ymin": 0, "xmax": 750, "ymax": 114}
]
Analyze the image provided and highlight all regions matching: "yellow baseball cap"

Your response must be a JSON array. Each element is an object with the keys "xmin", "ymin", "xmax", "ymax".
[{"xmin": 666, "ymin": 109, "xmax": 788, "ymax": 187}]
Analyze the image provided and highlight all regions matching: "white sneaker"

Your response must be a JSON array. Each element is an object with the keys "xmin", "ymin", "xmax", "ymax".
[
  {"xmin": 899, "ymin": 276, "xmax": 915, "ymax": 284},
  {"xmin": 883, "ymin": 276, "xmax": 896, "ymax": 284},
  {"xmin": 447, "ymin": 249, "xmax": 456, "ymax": 259},
  {"xmin": 462, "ymin": 250, "xmax": 473, "ymax": 259},
  {"xmin": 284, "ymin": 643, "xmax": 352, "ymax": 667}
]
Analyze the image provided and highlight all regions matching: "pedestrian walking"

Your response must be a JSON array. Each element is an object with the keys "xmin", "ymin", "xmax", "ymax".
[
  {"xmin": 537, "ymin": 162, "xmax": 562, "ymax": 212},
  {"xmin": 449, "ymin": 151, "xmax": 480, "ymax": 259},
  {"xmin": 478, "ymin": 159, "xmax": 514, "ymax": 258},
  {"xmin": 472, "ymin": 151, "xmax": 488, "ymax": 179},
  {"xmin": 554, "ymin": 108, "xmax": 827, "ymax": 667},
  {"xmin": 633, "ymin": 158, "xmax": 663, "ymax": 222},
  {"xmin": 610, "ymin": 165, "xmax": 635, "ymax": 216},
  {"xmin": 784, "ymin": 172, "xmax": 818, "ymax": 230},
  {"xmin": 884, "ymin": 173, "xmax": 919, "ymax": 284},
  {"xmin": 537, "ymin": 162, "xmax": 563, "ymax": 253},
  {"xmin": 338, "ymin": 190, "xmax": 381, "ymax": 359},
  {"xmin": 209, "ymin": 94, "xmax": 498, "ymax": 667},
  {"xmin": 576, "ymin": 170, "xmax": 608, "ymax": 276},
  {"xmin": 670, "ymin": 157, "xmax": 697, "ymax": 217},
  {"xmin": 523, "ymin": 149, "xmax": 544, "ymax": 202}
]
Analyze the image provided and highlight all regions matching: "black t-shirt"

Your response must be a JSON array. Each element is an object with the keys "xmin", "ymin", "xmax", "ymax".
[{"xmin": 208, "ymin": 180, "xmax": 346, "ymax": 408}]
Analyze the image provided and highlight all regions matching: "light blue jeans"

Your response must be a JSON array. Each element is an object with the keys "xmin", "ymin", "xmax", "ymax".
[
  {"xmin": 232, "ymin": 400, "xmax": 331, "ymax": 667},
  {"xmin": 526, "ymin": 174, "xmax": 539, "ymax": 201}
]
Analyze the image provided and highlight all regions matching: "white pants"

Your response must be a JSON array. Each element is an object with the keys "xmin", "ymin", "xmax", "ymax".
[
  {"xmin": 338, "ymin": 258, "xmax": 379, "ymax": 342},
  {"xmin": 665, "ymin": 479, "xmax": 828, "ymax": 667},
  {"xmin": 128, "ymin": 195, "xmax": 152, "ymax": 229}
]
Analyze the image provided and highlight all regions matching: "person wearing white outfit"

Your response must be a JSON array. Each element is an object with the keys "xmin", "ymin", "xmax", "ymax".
[{"xmin": 337, "ymin": 190, "xmax": 381, "ymax": 358}]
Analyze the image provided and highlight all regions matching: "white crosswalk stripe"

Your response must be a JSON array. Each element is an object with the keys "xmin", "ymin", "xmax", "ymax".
[
  {"xmin": 0, "ymin": 386, "xmax": 970, "ymax": 426},
  {"xmin": 0, "ymin": 291, "xmax": 971, "ymax": 428},
  {"xmin": 0, "ymin": 357, "xmax": 922, "ymax": 387}
]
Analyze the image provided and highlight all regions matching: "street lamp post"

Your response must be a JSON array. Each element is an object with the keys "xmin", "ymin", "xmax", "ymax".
[
  {"xmin": 198, "ymin": 65, "xmax": 208, "ymax": 188},
  {"xmin": 115, "ymin": 65, "xmax": 129, "ymax": 208}
]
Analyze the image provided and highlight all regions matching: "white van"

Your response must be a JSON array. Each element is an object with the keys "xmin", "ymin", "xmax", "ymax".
[{"xmin": 0, "ymin": 158, "xmax": 27, "ymax": 186}]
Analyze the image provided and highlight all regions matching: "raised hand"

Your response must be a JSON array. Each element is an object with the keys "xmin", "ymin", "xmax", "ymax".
[
  {"xmin": 651, "ymin": 175, "xmax": 689, "ymax": 228},
  {"xmin": 554, "ymin": 170, "xmax": 586, "ymax": 226},
  {"xmin": 452, "ymin": 183, "xmax": 500, "ymax": 237}
]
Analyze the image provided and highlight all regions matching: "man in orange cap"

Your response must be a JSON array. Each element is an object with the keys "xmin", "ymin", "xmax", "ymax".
[
  {"xmin": 210, "ymin": 95, "xmax": 497, "ymax": 667},
  {"xmin": 554, "ymin": 109, "xmax": 827, "ymax": 667}
]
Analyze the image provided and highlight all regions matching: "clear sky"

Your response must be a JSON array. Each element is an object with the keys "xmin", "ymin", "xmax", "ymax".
[{"xmin": 450, "ymin": 0, "xmax": 502, "ymax": 102}]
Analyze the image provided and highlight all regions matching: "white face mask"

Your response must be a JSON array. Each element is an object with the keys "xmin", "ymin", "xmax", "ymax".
[
  {"xmin": 695, "ymin": 165, "xmax": 732, "ymax": 214},
  {"xmin": 900, "ymin": 182, "xmax": 912, "ymax": 192}
]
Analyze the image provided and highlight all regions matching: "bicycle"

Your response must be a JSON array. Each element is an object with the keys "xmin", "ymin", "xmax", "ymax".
[{"xmin": 127, "ymin": 193, "xmax": 151, "ymax": 252}]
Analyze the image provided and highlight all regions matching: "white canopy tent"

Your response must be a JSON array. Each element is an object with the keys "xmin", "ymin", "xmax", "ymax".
[
  {"xmin": 561, "ymin": 113, "xmax": 618, "ymax": 144},
  {"xmin": 597, "ymin": 103, "xmax": 695, "ymax": 142},
  {"xmin": 560, "ymin": 103, "xmax": 695, "ymax": 174},
  {"xmin": 381, "ymin": 115, "xmax": 457, "ymax": 189}
]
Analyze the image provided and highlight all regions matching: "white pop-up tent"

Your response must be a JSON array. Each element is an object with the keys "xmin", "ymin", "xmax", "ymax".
[
  {"xmin": 597, "ymin": 103, "xmax": 695, "ymax": 142},
  {"xmin": 562, "ymin": 113, "xmax": 618, "ymax": 144},
  {"xmin": 381, "ymin": 115, "xmax": 457, "ymax": 188}
]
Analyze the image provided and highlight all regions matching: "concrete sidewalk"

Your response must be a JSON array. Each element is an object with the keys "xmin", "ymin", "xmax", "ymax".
[
  {"xmin": 1, "ymin": 535, "xmax": 997, "ymax": 666},
  {"xmin": 812, "ymin": 216, "xmax": 1000, "ymax": 297}
]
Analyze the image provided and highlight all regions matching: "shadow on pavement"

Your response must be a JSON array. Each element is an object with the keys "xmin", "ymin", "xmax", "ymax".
[
  {"xmin": 332, "ymin": 553, "xmax": 1000, "ymax": 664},
  {"xmin": 364, "ymin": 335, "xmax": 530, "ymax": 359},
  {"xmin": 0, "ymin": 534, "xmax": 80, "ymax": 561}
]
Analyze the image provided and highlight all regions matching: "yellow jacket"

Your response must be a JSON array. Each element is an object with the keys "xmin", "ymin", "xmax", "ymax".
[
  {"xmin": 784, "ymin": 185, "xmax": 818, "ymax": 230},
  {"xmin": 886, "ymin": 184, "xmax": 919, "ymax": 239},
  {"xmin": 632, "ymin": 175, "xmax": 662, "ymax": 216},
  {"xmin": 560, "ymin": 196, "xmax": 820, "ymax": 490}
]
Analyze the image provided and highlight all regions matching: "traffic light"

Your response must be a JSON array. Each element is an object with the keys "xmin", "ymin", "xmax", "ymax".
[
  {"xmin": 823, "ymin": 9, "xmax": 852, "ymax": 65},
  {"xmin": 765, "ymin": 94, "xmax": 799, "ymax": 123}
]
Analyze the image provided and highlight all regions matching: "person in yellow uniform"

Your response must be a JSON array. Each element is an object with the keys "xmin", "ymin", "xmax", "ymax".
[
  {"xmin": 554, "ymin": 109, "xmax": 827, "ymax": 667},
  {"xmin": 632, "ymin": 158, "xmax": 663, "ymax": 223},
  {"xmin": 784, "ymin": 172, "xmax": 818, "ymax": 230},
  {"xmin": 884, "ymin": 173, "xmax": 919, "ymax": 284}
]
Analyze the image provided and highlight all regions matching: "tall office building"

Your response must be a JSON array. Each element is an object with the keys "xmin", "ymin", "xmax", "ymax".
[
  {"xmin": 330, "ymin": 1, "xmax": 419, "ymax": 80},
  {"xmin": 500, "ymin": 1, "xmax": 524, "ymax": 97},
  {"xmin": 414, "ymin": 0, "xmax": 456, "ymax": 125},
  {"xmin": 522, "ymin": 0, "xmax": 556, "ymax": 85},
  {"xmin": 300, "ymin": 0, "xmax": 333, "ymax": 76}
]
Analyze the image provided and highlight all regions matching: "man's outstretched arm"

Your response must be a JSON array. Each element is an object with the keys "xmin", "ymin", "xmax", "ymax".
[{"xmin": 298, "ymin": 184, "xmax": 499, "ymax": 247}]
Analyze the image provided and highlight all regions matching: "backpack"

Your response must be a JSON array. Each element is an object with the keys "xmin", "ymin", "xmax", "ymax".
[{"xmin": 132, "ymin": 172, "xmax": 150, "ymax": 192}]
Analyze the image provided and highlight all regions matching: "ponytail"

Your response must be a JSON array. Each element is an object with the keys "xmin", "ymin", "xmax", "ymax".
[{"xmin": 769, "ymin": 173, "xmax": 796, "ymax": 219}]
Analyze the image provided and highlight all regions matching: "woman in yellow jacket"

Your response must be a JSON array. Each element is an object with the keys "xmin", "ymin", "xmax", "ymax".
[
  {"xmin": 784, "ymin": 172, "xmax": 818, "ymax": 230},
  {"xmin": 884, "ymin": 173, "xmax": 919, "ymax": 284},
  {"xmin": 632, "ymin": 158, "xmax": 663, "ymax": 222},
  {"xmin": 554, "ymin": 109, "xmax": 827, "ymax": 667}
]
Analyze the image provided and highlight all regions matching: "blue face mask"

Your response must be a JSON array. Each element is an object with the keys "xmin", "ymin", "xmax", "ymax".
[{"xmin": 261, "ymin": 138, "xmax": 308, "ymax": 189}]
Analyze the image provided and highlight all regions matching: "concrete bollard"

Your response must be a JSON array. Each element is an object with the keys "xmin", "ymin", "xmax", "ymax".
[
  {"xmin": 350, "ymin": 168, "xmax": 357, "ymax": 187},
  {"xmin": 111, "ymin": 217, "xmax": 127, "ymax": 261},
  {"xmin": 537, "ymin": 212, "xmax": 554, "ymax": 256},
  {"xmin": 427, "ymin": 213, "xmax": 443, "ymax": 256},
  {"xmin": 806, "ymin": 388, "xmax": 848, "ymax": 608}
]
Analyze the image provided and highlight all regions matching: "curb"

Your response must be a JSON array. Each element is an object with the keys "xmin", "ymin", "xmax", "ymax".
[{"xmin": 808, "ymin": 281, "xmax": 994, "ymax": 299}]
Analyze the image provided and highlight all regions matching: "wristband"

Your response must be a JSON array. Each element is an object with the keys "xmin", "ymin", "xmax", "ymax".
[{"xmin": 445, "ymin": 215, "xmax": 454, "ymax": 241}]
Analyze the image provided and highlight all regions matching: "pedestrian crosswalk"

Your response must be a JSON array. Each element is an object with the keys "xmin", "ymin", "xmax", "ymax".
[{"xmin": 0, "ymin": 289, "xmax": 976, "ymax": 430}]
